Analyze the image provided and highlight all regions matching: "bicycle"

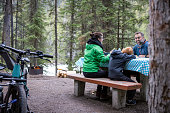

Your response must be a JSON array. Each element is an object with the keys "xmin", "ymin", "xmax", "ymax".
[{"xmin": 0, "ymin": 44, "xmax": 53, "ymax": 113}]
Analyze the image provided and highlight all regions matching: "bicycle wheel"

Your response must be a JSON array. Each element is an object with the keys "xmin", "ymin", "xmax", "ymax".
[{"xmin": 3, "ymin": 84, "xmax": 27, "ymax": 113}]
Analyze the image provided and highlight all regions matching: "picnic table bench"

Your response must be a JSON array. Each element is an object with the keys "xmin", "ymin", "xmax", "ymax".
[{"xmin": 66, "ymin": 73, "xmax": 142, "ymax": 109}]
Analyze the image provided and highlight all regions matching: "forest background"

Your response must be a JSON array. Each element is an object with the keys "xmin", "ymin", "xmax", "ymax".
[
  {"xmin": 0, "ymin": 0, "xmax": 149, "ymax": 70},
  {"xmin": 1, "ymin": 1, "xmax": 169, "ymax": 113}
]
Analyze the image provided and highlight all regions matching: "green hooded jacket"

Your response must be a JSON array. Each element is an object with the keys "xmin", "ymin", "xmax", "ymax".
[{"xmin": 83, "ymin": 44, "xmax": 110, "ymax": 72}]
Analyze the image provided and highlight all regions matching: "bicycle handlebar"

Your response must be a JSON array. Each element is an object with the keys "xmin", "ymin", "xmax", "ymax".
[
  {"xmin": 0, "ymin": 77, "xmax": 27, "ymax": 82},
  {"xmin": 0, "ymin": 44, "xmax": 53, "ymax": 58},
  {"xmin": 0, "ymin": 44, "xmax": 25, "ymax": 55},
  {"xmin": 41, "ymin": 54, "xmax": 53, "ymax": 58},
  {"xmin": 29, "ymin": 51, "xmax": 53, "ymax": 58},
  {"xmin": 0, "ymin": 72, "xmax": 12, "ymax": 78},
  {"xmin": 0, "ymin": 73, "xmax": 27, "ymax": 82}
]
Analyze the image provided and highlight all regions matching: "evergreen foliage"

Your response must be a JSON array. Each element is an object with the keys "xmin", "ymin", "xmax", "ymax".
[
  {"xmin": 0, "ymin": 0, "xmax": 149, "ymax": 69},
  {"xmin": 26, "ymin": 0, "xmax": 47, "ymax": 66},
  {"xmin": 58, "ymin": 0, "xmax": 149, "ymax": 68}
]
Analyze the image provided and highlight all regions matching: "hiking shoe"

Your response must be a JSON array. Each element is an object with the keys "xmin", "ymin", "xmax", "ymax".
[{"xmin": 126, "ymin": 99, "xmax": 136, "ymax": 105}]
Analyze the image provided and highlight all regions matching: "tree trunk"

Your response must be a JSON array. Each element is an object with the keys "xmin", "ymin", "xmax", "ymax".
[
  {"xmin": 33, "ymin": 38, "xmax": 38, "ymax": 65},
  {"xmin": 68, "ymin": 0, "xmax": 75, "ymax": 70},
  {"xmin": 30, "ymin": 0, "xmax": 38, "ymax": 19},
  {"xmin": 30, "ymin": 0, "xmax": 38, "ymax": 66},
  {"xmin": 2, "ymin": 0, "xmax": 11, "ymax": 46},
  {"xmin": 102, "ymin": 0, "xmax": 113, "ymax": 51},
  {"xmin": 81, "ymin": 20, "xmax": 86, "ymax": 56},
  {"xmin": 15, "ymin": 0, "xmax": 18, "ymax": 49},
  {"xmin": 21, "ymin": 0, "xmax": 24, "ymax": 49},
  {"xmin": 91, "ymin": 0, "xmax": 96, "ymax": 31},
  {"xmin": 117, "ymin": 5, "xmax": 120, "ymax": 49},
  {"xmin": 22, "ymin": 26, "xmax": 25, "ymax": 49},
  {"xmin": 10, "ymin": 0, "xmax": 13, "ymax": 47},
  {"xmin": 121, "ymin": 0, "xmax": 125, "ymax": 50},
  {"xmin": 148, "ymin": 0, "xmax": 170, "ymax": 113},
  {"xmin": 55, "ymin": 0, "xmax": 58, "ymax": 74}
]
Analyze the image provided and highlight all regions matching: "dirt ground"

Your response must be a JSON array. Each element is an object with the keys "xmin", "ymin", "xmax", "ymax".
[{"xmin": 27, "ymin": 75, "xmax": 148, "ymax": 113}]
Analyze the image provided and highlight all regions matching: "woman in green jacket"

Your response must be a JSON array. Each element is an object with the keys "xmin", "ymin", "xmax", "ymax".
[{"xmin": 83, "ymin": 32, "xmax": 110, "ymax": 99}]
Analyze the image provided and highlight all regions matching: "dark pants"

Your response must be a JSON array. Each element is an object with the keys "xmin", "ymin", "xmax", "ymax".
[
  {"xmin": 83, "ymin": 70, "xmax": 108, "ymax": 94},
  {"xmin": 110, "ymin": 70, "xmax": 137, "ymax": 100},
  {"xmin": 123, "ymin": 70, "xmax": 140, "ymax": 83},
  {"xmin": 83, "ymin": 70, "xmax": 108, "ymax": 78}
]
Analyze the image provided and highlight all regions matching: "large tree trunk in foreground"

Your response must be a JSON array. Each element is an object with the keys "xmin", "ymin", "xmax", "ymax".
[{"xmin": 148, "ymin": 0, "xmax": 170, "ymax": 113}]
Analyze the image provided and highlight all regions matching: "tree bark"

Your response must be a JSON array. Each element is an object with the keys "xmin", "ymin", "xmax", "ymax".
[
  {"xmin": 81, "ymin": 20, "xmax": 86, "ymax": 56},
  {"xmin": 10, "ymin": 0, "xmax": 13, "ymax": 47},
  {"xmin": 121, "ymin": 0, "xmax": 125, "ymax": 50},
  {"xmin": 55, "ymin": 0, "xmax": 58, "ymax": 74},
  {"xmin": 30, "ymin": 0, "xmax": 38, "ymax": 20},
  {"xmin": 102, "ymin": 0, "xmax": 113, "ymax": 51},
  {"xmin": 148, "ymin": 0, "xmax": 170, "ymax": 113},
  {"xmin": 91, "ymin": 0, "xmax": 96, "ymax": 31},
  {"xmin": 117, "ymin": 5, "xmax": 120, "ymax": 50},
  {"xmin": 30, "ymin": 0, "xmax": 38, "ymax": 66},
  {"xmin": 21, "ymin": 0, "xmax": 24, "ymax": 49},
  {"xmin": 2, "ymin": 0, "xmax": 11, "ymax": 46},
  {"xmin": 68, "ymin": 0, "xmax": 75, "ymax": 70},
  {"xmin": 15, "ymin": 0, "xmax": 18, "ymax": 49}
]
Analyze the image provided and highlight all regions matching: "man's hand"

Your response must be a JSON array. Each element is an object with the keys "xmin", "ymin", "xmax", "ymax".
[
  {"xmin": 138, "ymin": 55, "xmax": 145, "ymax": 58},
  {"xmin": 137, "ymin": 55, "xmax": 149, "ymax": 58},
  {"xmin": 110, "ymin": 49, "xmax": 114, "ymax": 54}
]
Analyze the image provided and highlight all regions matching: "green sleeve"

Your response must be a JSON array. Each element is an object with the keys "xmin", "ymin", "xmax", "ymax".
[{"xmin": 95, "ymin": 46, "xmax": 110, "ymax": 63}]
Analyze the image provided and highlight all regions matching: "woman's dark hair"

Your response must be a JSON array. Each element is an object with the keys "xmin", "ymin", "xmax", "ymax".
[{"xmin": 90, "ymin": 32, "xmax": 103, "ymax": 39}]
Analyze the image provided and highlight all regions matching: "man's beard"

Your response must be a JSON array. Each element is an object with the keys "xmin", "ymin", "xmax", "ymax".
[{"xmin": 137, "ymin": 40, "xmax": 144, "ymax": 45}]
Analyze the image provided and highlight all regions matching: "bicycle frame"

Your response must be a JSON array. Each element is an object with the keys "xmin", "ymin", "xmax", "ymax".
[
  {"xmin": 0, "ymin": 49, "xmax": 15, "ymax": 70},
  {"xmin": 0, "ymin": 47, "xmax": 29, "ymax": 113},
  {"xmin": 0, "ymin": 44, "xmax": 53, "ymax": 113}
]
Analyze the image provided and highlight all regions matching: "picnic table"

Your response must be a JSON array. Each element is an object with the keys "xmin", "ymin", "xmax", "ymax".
[
  {"xmin": 125, "ymin": 58, "xmax": 149, "ymax": 101},
  {"xmin": 124, "ymin": 58, "xmax": 149, "ymax": 76},
  {"xmin": 75, "ymin": 57, "xmax": 149, "ymax": 101}
]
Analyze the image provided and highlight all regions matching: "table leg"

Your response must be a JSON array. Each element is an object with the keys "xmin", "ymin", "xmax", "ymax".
[{"xmin": 140, "ymin": 74, "xmax": 149, "ymax": 101}]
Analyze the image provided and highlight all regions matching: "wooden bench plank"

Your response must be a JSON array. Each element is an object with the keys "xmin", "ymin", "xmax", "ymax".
[{"xmin": 66, "ymin": 74, "xmax": 142, "ymax": 90}]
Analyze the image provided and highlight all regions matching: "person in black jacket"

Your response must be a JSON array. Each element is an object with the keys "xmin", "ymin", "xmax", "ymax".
[{"xmin": 108, "ymin": 47, "xmax": 137, "ymax": 105}]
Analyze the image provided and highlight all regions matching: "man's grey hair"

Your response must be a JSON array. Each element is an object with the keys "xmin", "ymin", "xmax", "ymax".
[{"xmin": 135, "ymin": 32, "xmax": 144, "ymax": 37}]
